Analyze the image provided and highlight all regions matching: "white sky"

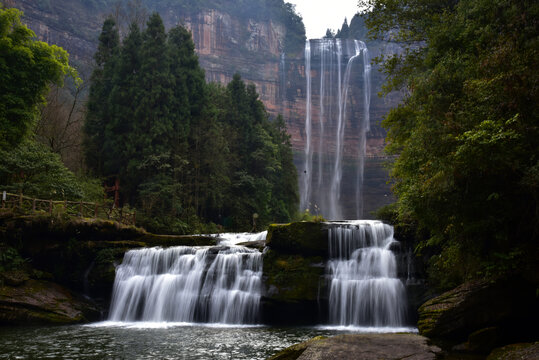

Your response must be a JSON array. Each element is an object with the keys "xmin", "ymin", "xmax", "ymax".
[{"xmin": 286, "ymin": 0, "xmax": 360, "ymax": 39}]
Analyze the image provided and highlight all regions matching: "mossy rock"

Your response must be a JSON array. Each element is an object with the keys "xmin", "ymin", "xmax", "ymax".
[
  {"xmin": 268, "ymin": 334, "xmax": 441, "ymax": 360},
  {"xmin": 268, "ymin": 336, "xmax": 327, "ymax": 360},
  {"xmin": 262, "ymin": 249, "xmax": 324, "ymax": 302},
  {"xmin": 0, "ymin": 279, "xmax": 100, "ymax": 325},
  {"xmin": 139, "ymin": 234, "xmax": 216, "ymax": 247},
  {"xmin": 417, "ymin": 277, "xmax": 537, "ymax": 342},
  {"xmin": 266, "ymin": 221, "xmax": 328, "ymax": 257},
  {"xmin": 487, "ymin": 342, "xmax": 539, "ymax": 360}
]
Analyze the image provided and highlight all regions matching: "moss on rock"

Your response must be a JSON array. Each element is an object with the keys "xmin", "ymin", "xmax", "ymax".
[
  {"xmin": 268, "ymin": 334, "xmax": 441, "ymax": 360},
  {"xmin": 268, "ymin": 336, "xmax": 327, "ymax": 360},
  {"xmin": 0, "ymin": 213, "xmax": 219, "ymax": 323},
  {"xmin": 266, "ymin": 222, "xmax": 328, "ymax": 257},
  {"xmin": 487, "ymin": 342, "xmax": 539, "ymax": 360},
  {"xmin": 263, "ymin": 249, "xmax": 324, "ymax": 302},
  {"xmin": 0, "ymin": 279, "xmax": 100, "ymax": 325},
  {"xmin": 139, "ymin": 233, "xmax": 216, "ymax": 247},
  {"xmin": 418, "ymin": 277, "xmax": 537, "ymax": 343}
]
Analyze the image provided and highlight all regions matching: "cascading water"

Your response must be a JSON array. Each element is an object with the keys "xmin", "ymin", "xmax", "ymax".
[
  {"xmin": 356, "ymin": 43, "xmax": 371, "ymax": 219},
  {"xmin": 280, "ymin": 52, "xmax": 286, "ymax": 101},
  {"xmin": 300, "ymin": 40, "xmax": 312, "ymax": 213},
  {"xmin": 300, "ymin": 39, "xmax": 371, "ymax": 220},
  {"xmin": 327, "ymin": 220, "xmax": 407, "ymax": 327},
  {"xmin": 108, "ymin": 241, "xmax": 263, "ymax": 324}
]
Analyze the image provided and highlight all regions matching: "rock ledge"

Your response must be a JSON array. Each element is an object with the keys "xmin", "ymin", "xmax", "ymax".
[{"xmin": 269, "ymin": 333, "xmax": 440, "ymax": 360}]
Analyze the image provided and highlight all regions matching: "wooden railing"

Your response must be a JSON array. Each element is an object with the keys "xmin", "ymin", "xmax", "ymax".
[{"xmin": 0, "ymin": 192, "xmax": 135, "ymax": 226}]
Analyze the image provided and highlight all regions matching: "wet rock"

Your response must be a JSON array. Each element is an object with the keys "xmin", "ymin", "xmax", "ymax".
[
  {"xmin": 0, "ymin": 279, "xmax": 100, "ymax": 325},
  {"xmin": 206, "ymin": 245, "xmax": 229, "ymax": 254},
  {"xmin": 417, "ymin": 278, "xmax": 537, "ymax": 341},
  {"xmin": 261, "ymin": 249, "xmax": 326, "ymax": 325},
  {"xmin": 236, "ymin": 240, "xmax": 265, "ymax": 250},
  {"xmin": 266, "ymin": 222, "xmax": 328, "ymax": 257},
  {"xmin": 487, "ymin": 342, "xmax": 539, "ymax": 360},
  {"xmin": 268, "ymin": 336, "xmax": 327, "ymax": 360},
  {"xmin": 268, "ymin": 334, "xmax": 441, "ymax": 360},
  {"xmin": 467, "ymin": 327, "xmax": 500, "ymax": 354},
  {"xmin": 1, "ymin": 270, "xmax": 30, "ymax": 286}
]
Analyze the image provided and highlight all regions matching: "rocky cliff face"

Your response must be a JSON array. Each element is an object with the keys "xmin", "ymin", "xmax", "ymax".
[{"xmin": 11, "ymin": 0, "xmax": 401, "ymax": 217}]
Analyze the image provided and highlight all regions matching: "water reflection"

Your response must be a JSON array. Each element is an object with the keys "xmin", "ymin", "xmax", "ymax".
[{"xmin": 0, "ymin": 325, "xmax": 335, "ymax": 359}]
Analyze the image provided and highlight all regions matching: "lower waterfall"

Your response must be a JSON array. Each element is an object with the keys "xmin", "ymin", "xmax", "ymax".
[
  {"xmin": 108, "ymin": 245, "xmax": 262, "ymax": 324},
  {"xmin": 327, "ymin": 220, "xmax": 407, "ymax": 327}
]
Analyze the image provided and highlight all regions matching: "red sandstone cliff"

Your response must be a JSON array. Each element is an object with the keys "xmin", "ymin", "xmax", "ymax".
[
  {"xmin": 10, "ymin": 0, "xmax": 400, "ymax": 216},
  {"xmin": 10, "ymin": 1, "xmax": 400, "ymax": 159}
]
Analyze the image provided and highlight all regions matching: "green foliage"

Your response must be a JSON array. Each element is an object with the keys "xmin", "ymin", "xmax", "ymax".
[
  {"xmin": 364, "ymin": 0, "xmax": 539, "ymax": 288},
  {"xmin": 84, "ymin": 14, "xmax": 299, "ymax": 233},
  {"xmin": 0, "ymin": 246, "xmax": 25, "ymax": 273},
  {"xmin": 279, "ymin": 2, "xmax": 306, "ymax": 54},
  {"xmin": 296, "ymin": 209, "xmax": 325, "ymax": 223},
  {"xmin": 84, "ymin": 17, "xmax": 120, "ymax": 175},
  {"xmin": 0, "ymin": 141, "xmax": 84, "ymax": 200},
  {"xmin": 0, "ymin": 7, "xmax": 78, "ymax": 150}
]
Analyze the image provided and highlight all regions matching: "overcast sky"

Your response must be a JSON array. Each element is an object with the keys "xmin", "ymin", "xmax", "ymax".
[{"xmin": 286, "ymin": 0, "xmax": 360, "ymax": 39}]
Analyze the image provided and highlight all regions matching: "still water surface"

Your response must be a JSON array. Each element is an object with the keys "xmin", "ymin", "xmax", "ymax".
[{"xmin": 0, "ymin": 322, "xmax": 416, "ymax": 359}]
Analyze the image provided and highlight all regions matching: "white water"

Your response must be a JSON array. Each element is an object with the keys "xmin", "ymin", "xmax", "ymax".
[
  {"xmin": 300, "ymin": 40, "xmax": 313, "ymax": 213},
  {"xmin": 108, "ymin": 243, "xmax": 263, "ymax": 325},
  {"xmin": 300, "ymin": 39, "xmax": 372, "ymax": 220},
  {"xmin": 327, "ymin": 220, "xmax": 407, "ymax": 327},
  {"xmin": 356, "ymin": 44, "xmax": 371, "ymax": 218},
  {"xmin": 216, "ymin": 231, "xmax": 267, "ymax": 246},
  {"xmin": 280, "ymin": 52, "xmax": 286, "ymax": 101}
]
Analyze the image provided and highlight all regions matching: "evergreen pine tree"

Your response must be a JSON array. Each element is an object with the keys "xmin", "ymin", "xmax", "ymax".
[
  {"xmin": 134, "ymin": 12, "xmax": 176, "ymax": 217},
  {"xmin": 103, "ymin": 22, "xmax": 142, "ymax": 202},
  {"xmin": 83, "ymin": 17, "xmax": 119, "ymax": 175}
]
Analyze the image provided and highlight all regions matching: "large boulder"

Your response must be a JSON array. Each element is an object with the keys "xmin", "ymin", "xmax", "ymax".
[
  {"xmin": 266, "ymin": 222, "xmax": 328, "ymax": 257},
  {"xmin": 269, "ymin": 334, "xmax": 441, "ymax": 360},
  {"xmin": 261, "ymin": 249, "xmax": 326, "ymax": 324},
  {"xmin": 262, "ymin": 221, "xmax": 329, "ymax": 325},
  {"xmin": 0, "ymin": 278, "xmax": 100, "ymax": 325},
  {"xmin": 487, "ymin": 342, "xmax": 539, "ymax": 360},
  {"xmin": 418, "ymin": 277, "xmax": 538, "ymax": 342}
]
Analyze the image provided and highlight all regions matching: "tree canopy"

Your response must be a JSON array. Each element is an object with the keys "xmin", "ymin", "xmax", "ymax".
[
  {"xmin": 0, "ymin": 7, "xmax": 101, "ymax": 203},
  {"xmin": 363, "ymin": 0, "xmax": 539, "ymax": 288},
  {"xmin": 84, "ymin": 14, "xmax": 298, "ymax": 233},
  {"xmin": 0, "ymin": 7, "xmax": 77, "ymax": 150}
]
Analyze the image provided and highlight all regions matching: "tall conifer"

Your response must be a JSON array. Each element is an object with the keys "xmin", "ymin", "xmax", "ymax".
[
  {"xmin": 84, "ymin": 18, "xmax": 119, "ymax": 175},
  {"xmin": 104, "ymin": 22, "xmax": 142, "ymax": 202}
]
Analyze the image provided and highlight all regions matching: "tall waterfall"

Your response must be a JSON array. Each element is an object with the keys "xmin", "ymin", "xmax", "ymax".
[
  {"xmin": 301, "ymin": 40, "xmax": 313, "ymax": 212},
  {"xmin": 108, "ymin": 245, "xmax": 262, "ymax": 324},
  {"xmin": 327, "ymin": 221, "xmax": 406, "ymax": 326},
  {"xmin": 300, "ymin": 39, "xmax": 371, "ymax": 220},
  {"xmin": 280, "ymin": 52, "xmax": 286, "ymax": 101}
]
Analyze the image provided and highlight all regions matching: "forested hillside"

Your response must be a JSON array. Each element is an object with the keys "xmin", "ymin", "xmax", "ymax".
[{"xmin": 0, "ymin": 6, "xmax": 299, "ymax": 233}]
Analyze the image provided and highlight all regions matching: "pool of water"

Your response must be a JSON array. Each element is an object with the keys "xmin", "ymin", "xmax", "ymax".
[{"xmin": 0, "ymin": 323, "xmax": 417, "ymax": 359}]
